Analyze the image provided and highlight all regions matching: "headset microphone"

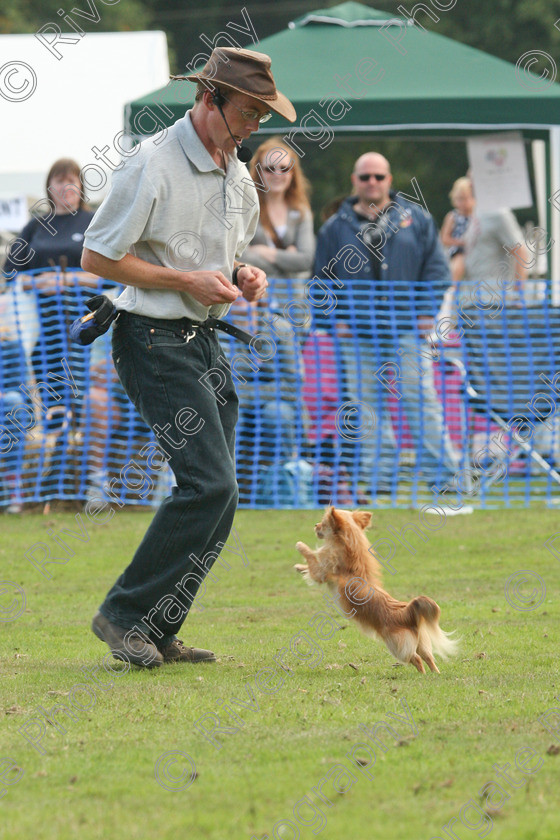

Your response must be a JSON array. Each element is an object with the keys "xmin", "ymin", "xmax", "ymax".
[
  {"xmin": 211, "ymin": 90, "xmax": 253, "ymax": 163},
  {"xmin": 236, "ymin": 145, "xmax": 253, "ymax": 163}
]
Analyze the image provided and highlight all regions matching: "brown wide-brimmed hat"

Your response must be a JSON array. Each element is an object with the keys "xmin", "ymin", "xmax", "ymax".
[{"xmin": 174, "ymin": 47, "xmax": 296, "ymax": 123}]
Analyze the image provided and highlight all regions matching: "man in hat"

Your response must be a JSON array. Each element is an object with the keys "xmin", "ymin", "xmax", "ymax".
[{"xmin": 81, "ymin": 48, "xmax": 296, "ymax": 668}]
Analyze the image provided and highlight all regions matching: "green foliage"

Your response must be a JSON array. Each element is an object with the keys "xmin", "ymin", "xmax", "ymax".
[
  {"xmin": 433, "ymin": 0, "xmax": 560, "ymax": 65},
  {"xmin": 0, "ymin": 0, "xmax": 151, "ymax": 34}
]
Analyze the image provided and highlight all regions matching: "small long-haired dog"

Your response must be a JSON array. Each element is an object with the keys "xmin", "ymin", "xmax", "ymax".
[{"xmin": 294, "ymin": 507, "xmax": 458, "ymax": 673}]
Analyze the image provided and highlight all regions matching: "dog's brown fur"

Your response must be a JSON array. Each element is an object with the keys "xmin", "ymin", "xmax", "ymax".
[{"xmin": 294, "ymin": 507, "xmax": 458, "ymax": 673}]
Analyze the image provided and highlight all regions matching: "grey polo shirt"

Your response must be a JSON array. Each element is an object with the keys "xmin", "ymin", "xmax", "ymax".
[
  {"xmin": 83, "ymin": 110, "xmax": 259, "ymax": 321},
  {"xmin": 463, "ymin": 209, "xmax": 523, "ymax": 289}
]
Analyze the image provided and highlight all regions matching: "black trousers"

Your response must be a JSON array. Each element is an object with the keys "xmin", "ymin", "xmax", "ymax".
[{"xmin": 99, "ymin": 312, "xmax": 239, "ymax": 648}]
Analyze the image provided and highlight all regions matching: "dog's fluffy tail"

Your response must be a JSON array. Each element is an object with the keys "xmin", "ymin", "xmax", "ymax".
[{"xmin": 409, "ymin": 596, "xmax": 459, "ymax": 660}]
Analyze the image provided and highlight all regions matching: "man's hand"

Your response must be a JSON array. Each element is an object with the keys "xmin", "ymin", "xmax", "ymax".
[
  {"xmin": 236, "ymin": 265, "xmax": 268, "ymax": 302},
  {"xmin": 185, "ymin": 271, "xmax": 242, "ymax": 306},
  {"xmin": 81, "ymin": 250, "xmax": 243, "ymax": 303}
]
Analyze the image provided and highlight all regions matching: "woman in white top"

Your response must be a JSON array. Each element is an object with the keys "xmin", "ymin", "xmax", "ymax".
[{"xmin": 241, "ymin": 136, "xmax": 315, "ymax": 301}]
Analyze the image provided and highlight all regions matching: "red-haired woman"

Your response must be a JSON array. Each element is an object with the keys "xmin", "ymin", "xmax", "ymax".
[{"xmin": 240, "ymin": 137, "xmax": 315, "ymax": 301}]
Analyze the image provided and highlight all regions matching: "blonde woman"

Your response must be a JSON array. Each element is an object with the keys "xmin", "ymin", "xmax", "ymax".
[
  {"xmin": 241, "ymin": 137, "xmax": 315, "ymax": 299},
  {"xmin": 440, "ymin": 176, "xmax": 475, "ymax": 286}
]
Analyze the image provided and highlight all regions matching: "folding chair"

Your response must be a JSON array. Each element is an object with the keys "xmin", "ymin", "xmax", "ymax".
[{"xmin": 455, "ymin": 303, "xmax": 560, "ymax": 491}]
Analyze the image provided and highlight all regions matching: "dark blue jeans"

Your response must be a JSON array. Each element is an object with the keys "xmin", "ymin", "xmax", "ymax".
[{"xmin": 100, "ymin": 311, "xmax": 239, "ymax": 648}]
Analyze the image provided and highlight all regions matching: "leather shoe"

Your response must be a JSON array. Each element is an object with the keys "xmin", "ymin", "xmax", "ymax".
[
  {"xmin": 91, "ymin": 611, "xmax": 163, "ymax": 668},
  {"xmin": 160, "ymin": 639, "xmax": 216, "ymax": 664}
]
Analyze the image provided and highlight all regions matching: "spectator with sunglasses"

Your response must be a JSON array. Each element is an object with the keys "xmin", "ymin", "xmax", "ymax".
[
  {"xmin": 240, "ymin": 137, "xmax": 315, "ymax": 301},
  {"xmin": 313, "ymin": 152, "xmax": 457, "ymax": 500}
]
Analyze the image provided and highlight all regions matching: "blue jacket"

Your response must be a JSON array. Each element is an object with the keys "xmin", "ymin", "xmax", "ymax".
[{"xmin": 313, "ymin": 193, "xmax": 451, "ymax": 332}]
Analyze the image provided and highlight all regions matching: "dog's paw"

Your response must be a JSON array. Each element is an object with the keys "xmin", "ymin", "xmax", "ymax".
[
  {"xmin": 294, "ymin": 563, "xmax": 308, "ymax": 574},
  {"xmin": 295, "ymin": 541, "xmax": 307, "ymax": 554}
]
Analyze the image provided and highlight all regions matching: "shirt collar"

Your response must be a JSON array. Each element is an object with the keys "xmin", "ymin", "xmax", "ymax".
[
  {"xmin": 177, "ymin": 110, "xmax": 239, "ymax": 174},
  {"xmin": 350, "ymin": 191, "xmax": 398, "ymax": 219}
]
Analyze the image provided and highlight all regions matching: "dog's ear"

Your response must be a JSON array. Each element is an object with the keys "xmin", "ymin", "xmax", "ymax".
[
  {"xmin": 352, "ymin": 510, "xmax": 372, "ymax": 530},
  {"xmin": 327, "ymin": 506, "xmax": 342, "ymax": 531}
]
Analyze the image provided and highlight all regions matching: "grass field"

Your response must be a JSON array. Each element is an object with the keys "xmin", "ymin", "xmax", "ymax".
[{"xmin": 1, "ymin": 507, "xmax": 560, "ymax": 840}]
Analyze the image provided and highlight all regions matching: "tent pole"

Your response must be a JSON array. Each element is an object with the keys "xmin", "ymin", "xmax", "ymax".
[
  {"xmin": 124, "ymin": 102, "xmax": 131, "ymax": 139},
  {"xmin": 532, "ymin": 140, "xmax": 547, "ymax": 274},
  {"xmin": 550, "ymin": 127, "xmax": 560, "ymax": 306}
]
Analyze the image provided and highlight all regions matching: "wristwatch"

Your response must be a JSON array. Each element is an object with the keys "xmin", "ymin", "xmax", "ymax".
[{"xmin": 232, "ymin": 263, "xmax": 247, "ymax": 287}]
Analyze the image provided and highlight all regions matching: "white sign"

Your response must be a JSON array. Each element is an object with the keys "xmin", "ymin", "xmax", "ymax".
[
  {"xmin": 0, "ymin": 32, "xmax": 170, "ymax": 200},
  {"xmin": 467, "ymin": 132, "xmax": 532, "ymax": 213},
  {"xmin": 0, "ymin": 196, "xmax": 28, "ymax": 232}
]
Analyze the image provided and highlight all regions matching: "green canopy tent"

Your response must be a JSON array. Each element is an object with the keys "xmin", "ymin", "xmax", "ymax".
[{"xmin": 124, "ymin": 1, "xmax": 560, "ymax": 294}]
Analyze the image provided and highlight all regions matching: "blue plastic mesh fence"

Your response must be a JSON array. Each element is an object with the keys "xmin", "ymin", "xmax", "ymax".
[{"xmin": 1, "ymin": 269, "xmax": 559, "ymax": 510}]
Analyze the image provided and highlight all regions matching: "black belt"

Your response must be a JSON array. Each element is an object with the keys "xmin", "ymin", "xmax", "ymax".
[
  {"xmin": 117, "ymin": 310, "xmax": 254, "ymax": 346},
  {"xmin": 205, "ymin": 317, "xmax": 253, "ymax": 346}
]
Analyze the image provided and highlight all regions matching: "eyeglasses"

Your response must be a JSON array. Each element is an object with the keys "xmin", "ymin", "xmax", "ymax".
[
  {"xmin": 263, "ymin": 165, "xmax": 292, "ymax": 174},
  {"xmin": 220, "ymin": 92, "xmax": 272, "ymax": 124},
  {"xmin": 357, "ymin": 173, "xmax": 388, "ymax": 182}
]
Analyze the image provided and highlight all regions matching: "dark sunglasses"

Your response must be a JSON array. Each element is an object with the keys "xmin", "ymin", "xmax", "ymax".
[
  {"xmin": 357, "ymin": 173, "xmax": 388, "ymax": 182},
  {"xmin": 263, "ymin": 165, "xmax": 292, "ymax": 174}
]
